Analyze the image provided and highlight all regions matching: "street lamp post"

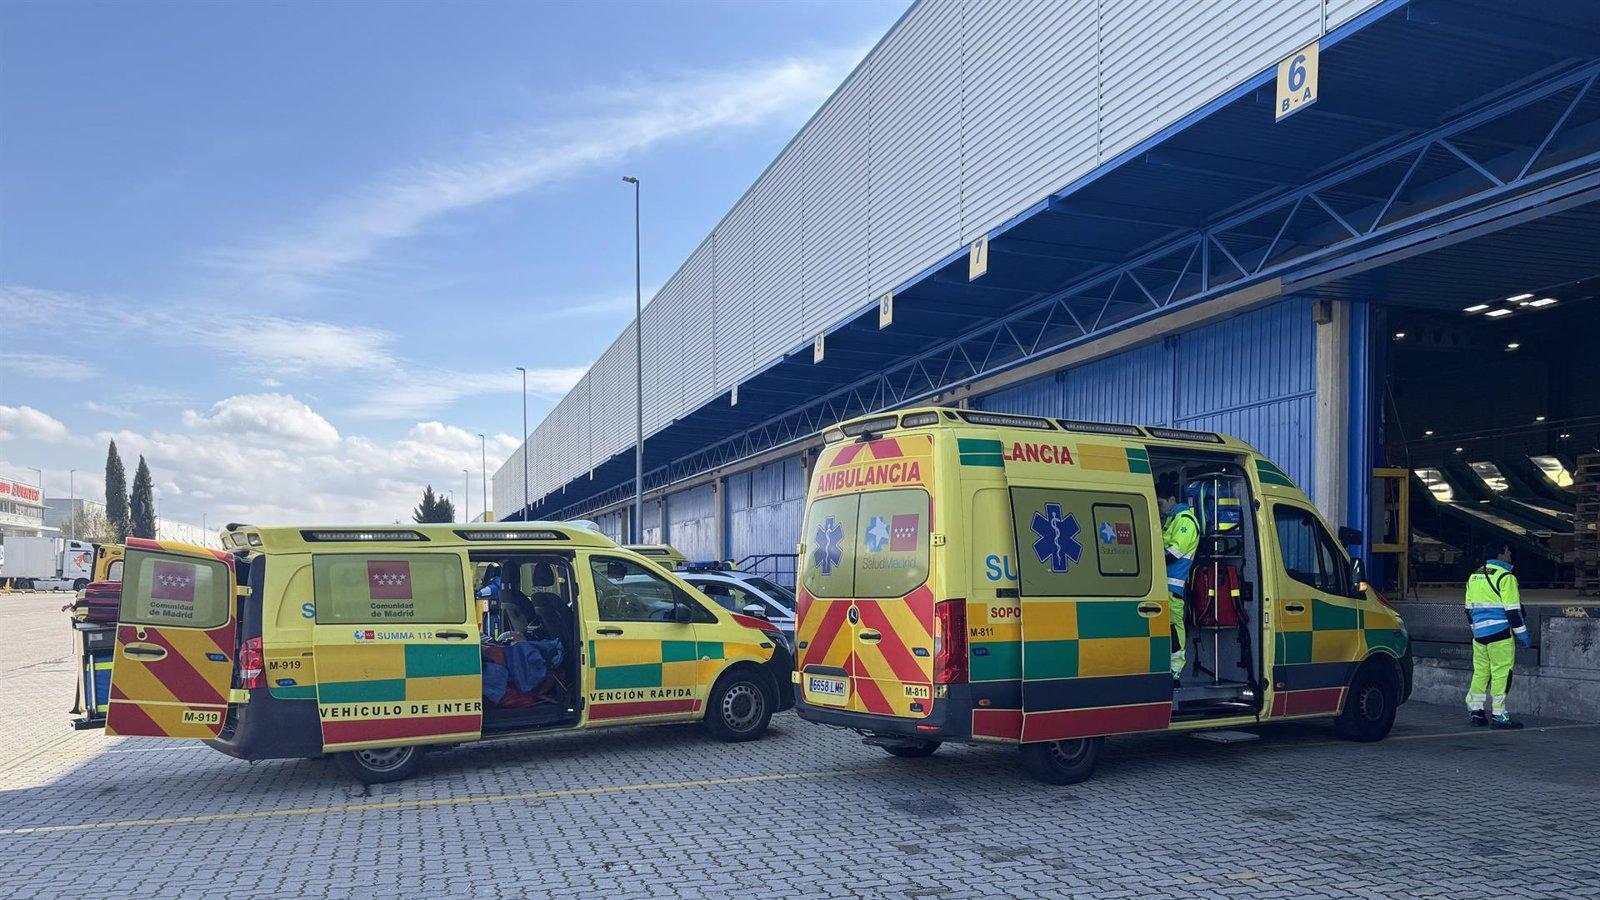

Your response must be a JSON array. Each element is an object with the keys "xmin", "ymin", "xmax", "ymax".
[
  {"xmin": 515, "ymin": 366, "xmax": 529, "ymax": 521},
  {"xmin": 68, "ymin": 469, "xmax": 76, "ymax": 542},
  {"xmin": 622, "ymin": 175, "xmax": 643, "ymax": 544},
  {"xmin": 478, "ymin": 433, "xmax": 488, "ymax": 522}
]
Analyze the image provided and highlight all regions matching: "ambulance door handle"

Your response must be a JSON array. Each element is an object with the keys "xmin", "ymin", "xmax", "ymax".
[
  {"xmin": 1284, "ymin": 602, "xmax": 1307, "ymax": 615},
  {"xmin": 437, "ymin": 630, "xmax": 469, "ymax": 641},
  {"xmin": 859, "ymin": 630, "xmax": 882, "ymax": 643},
  {"xmin": 596, "ymin": 627, "xmax": 624, "ymax": 636},
  {"xmin": 122, "ymin": 643, "xmax": 167, "ymax": 661}
]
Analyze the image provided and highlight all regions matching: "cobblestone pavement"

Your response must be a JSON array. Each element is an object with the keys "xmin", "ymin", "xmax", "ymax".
[{"xmin": 3, "ymin": 591, "xmax": 1597, "ymax": 899}]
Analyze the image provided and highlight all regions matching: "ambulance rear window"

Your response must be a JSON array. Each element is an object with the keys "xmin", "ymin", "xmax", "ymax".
[
  {"xmin": 802, "ymin": 489, "xmax": 930, "ymax": 599},
  {"xmin": 311, "ymin": 553, "xmax": 468, "ymax": 624},
  {"xmin": 119, "ymin": 550, "xmax": 231, "ymax": 629}
]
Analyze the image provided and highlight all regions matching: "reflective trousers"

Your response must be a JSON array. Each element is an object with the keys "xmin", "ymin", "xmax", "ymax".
[
  {"xmin": 1170, "ymin": 593, "xmax": 1186, "ymax": 678},
  {"xmin": 1466, "ymin": 636, "xmax": 1514, "ymax": 716}
]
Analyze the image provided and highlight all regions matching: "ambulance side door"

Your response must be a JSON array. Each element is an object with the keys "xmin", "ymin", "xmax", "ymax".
[
  {"xmin": 580, "ymin": 554, "xmax": 705, "ymax": 723},
  {"xmin": 1265, "ymin": 502, "xmax": 1362, "ymax": 718}
]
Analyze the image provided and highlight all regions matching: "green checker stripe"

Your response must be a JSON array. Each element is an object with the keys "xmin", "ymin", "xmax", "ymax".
[
  {"xmin": 958, "ymin": 437, "xmax": 1004, "ymax": 467},
  {"xmin": 698, "ymin": 641, "xmax": 725, "ymax": 660},
  {"xmin": 270, "ymin": 684, "xmax": 318, "ymax": 701},
  {"xmin": 1076, "ymin": 601, "xmax": 1151, "ymax": 639},
  {"xmin": 662, "ymin": 640, "xmax": 697, "ymax": 663},
  {"xmin": 1277, "ymin": 631, "xmax": 1312, "ymax": 665},
  {"xmin": 1366, "ymin": 628, "xmax": 1406, "ymax": 656},
  {"xmin": 1256, "ymin": 459, "xmax": 1297, "ymax": 488},
  {"xmin": 1023, "ymin": 639, "xmax": 1079, "ymax": 680},
  {"xmin": 1147, "ymin": 636, "xmax": 1168, "ymax": 673},
  {"xmin": 1312, "ymin": 599, "xmax": 1360, "ymax": 631},
  {"xmin": 1126, "ymin": 447, "xmax": 1152, "ymax": 475},
  {"xmin": 970, "ymin": 641, "xmax": 1021, "ymax": 681},
  {"xmin": 404, "ymin": 643, "xmax": 480, "ymax": 678},
  {"xmin": 596, "ymin": 663, "xmax": 662, "ymax": 690},
  {"xmin": 320, "ymin": 678, "xmax": 406, "ymax": 703}
]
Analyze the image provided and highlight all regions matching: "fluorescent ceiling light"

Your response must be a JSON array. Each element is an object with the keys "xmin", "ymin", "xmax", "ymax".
[
  {"xmin": 1424, "ymin": 430, "xmax": 1434, "ymax": 436},
  {"xmin": 1463, "ymin": 303, "xmax": 1490, "ymax": 313},
  {"xmin": 1505, "ymin": 293, "xmax": 1534, "ymax": 303},
  {"xmin": 1529, "ymin": 297, "xmax": 1558, "ymax": 307},
  {"xmin": 1455, "ymin": 447, "xmax": 1464, "ymax": 452},
  {"xmin": 1506, "ymin": 342, "xmax": 1520, "ymax": 349},
  {"xmin": 1535, "ymin": 415, "xmax": 1546, "ymax": 422},
  {"xmin": 1485, "ymin": 308, "xmax": 1513, "ymax": 318},
  {"xmin": 1394, "ymin": 332, "xmax": 1406, "ymax": 339}
]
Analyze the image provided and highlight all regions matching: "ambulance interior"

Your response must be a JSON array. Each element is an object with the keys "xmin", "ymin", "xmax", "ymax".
[
  {"xmin": 1150, "ymin": 453, "xmax": 1265, "ymax": 720},
  {"xmin": 473, "ymin": 553, "xmax": 582, "ymax": 732}
]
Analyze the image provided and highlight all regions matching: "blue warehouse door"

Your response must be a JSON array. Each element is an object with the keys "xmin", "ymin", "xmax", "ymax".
[
  {"xmin": 726, "ymin": 456, "xmax": 806, "ymax": 586},
  {"xmin": 665, "ymin": 483, "xmax": 718, "ymax": 561},
  {"xmin": 976, "ymin": 298, "xmax": 1317, "ymax": 491}
]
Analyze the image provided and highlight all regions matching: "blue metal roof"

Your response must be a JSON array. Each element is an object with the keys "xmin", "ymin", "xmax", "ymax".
[{"xmin": 520, "ymin": 0, "xmax": 1600, "ymax": 521}]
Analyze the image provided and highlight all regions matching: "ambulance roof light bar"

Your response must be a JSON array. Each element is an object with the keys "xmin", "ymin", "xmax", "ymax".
[
  {"xmin": 1055, "ymin": 418, "xmax": 1144, "ymax": 437},
  {"xmin": 453, "ymin": 529, "xmax": 565, "ymax": 541},
  {"xmin": 957, "ymin": 411, "xmax": 1055, "ymax": 430},
  {"xmin": 301, "ymin": 529, "xmax": 430, "ymax": 543},
  {"xmin": 1145, "ymin": 426, "xmax": 1225, "ymax": 444}
]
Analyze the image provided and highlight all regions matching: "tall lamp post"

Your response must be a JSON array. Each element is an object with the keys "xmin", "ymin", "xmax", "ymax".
[
  {"xmin": 477, "ymin": 433, "xmax": 488, "ymax": 522},
  {"xmin": 67, "ymin": 469, "xmax": 77, "ymax": 542},
  {"xmin": 515, "ymin": 366, "xmax": 529, "ymax": 520},
  {"xmin": 622, "ymin": 175, "xmax": 643, "ymax": 543}
]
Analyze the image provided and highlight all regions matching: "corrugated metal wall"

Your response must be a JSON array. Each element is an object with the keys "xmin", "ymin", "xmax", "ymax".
[
  {"xmin": 665, "ymin": 483, "xmax": 718, "ymax": 561},
  {"xmin": 595, "ymin": 509, "xmax": 626, "ymax": 543},
  {"xmin": 726, "ymin": 456, "xmax": 807, "ymax": 574},
  {"xmin": 640, "ymin": 499, "xmax": 665, "ymax": 546},
  {"xmin": 495, "ymin": 0, "xmax": 1386, "ymax": 517},
  {"xmin": 976, "ymin": 298, "xmax": 1318, "ymax": 491}
]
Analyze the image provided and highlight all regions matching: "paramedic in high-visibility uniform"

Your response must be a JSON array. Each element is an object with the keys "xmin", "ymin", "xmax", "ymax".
[
  {"xmin": 1465, "ymin": 542, "xmax": 1529, "ymax": 729},
  {"xmin": 1158, "ymin": 476, "xmax": 1200, "ymax": 685}
]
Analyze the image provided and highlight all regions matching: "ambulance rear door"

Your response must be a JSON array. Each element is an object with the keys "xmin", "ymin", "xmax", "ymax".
[
  {"xmin": 107, "ymin": 538, "xmax": 238, "ymax": 739},
  {"xmin": 309, "ymin": 550, "xmax": 483, "ymax": 752}
]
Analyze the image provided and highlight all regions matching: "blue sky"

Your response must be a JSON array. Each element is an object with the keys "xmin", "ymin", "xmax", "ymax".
[{"xmin": 0, "ymin": 0, "xmax": 907, "ymax": 525}]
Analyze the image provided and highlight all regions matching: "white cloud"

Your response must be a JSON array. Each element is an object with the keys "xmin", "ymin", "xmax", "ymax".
[
  {"xmin": 99, "ymin": 394, "xmax": 522, "ymax": 524},
  {"xmin": 83, "ymin": 400, "xmax": 137, "ymax": 419},
  {"xmin": 181, "ymin": 394, "xmax": 341, "ymax": 447},
  {"xmin": 222, "ymin": 51, "xmax": 857, "ymax": 295},
  {"xmin": 0, "ymin": 405, "xmax": 71, "ymax": 443},
  {"xmin": 349, "ymin": 365, "xmax": 585, "ymax": 419}
]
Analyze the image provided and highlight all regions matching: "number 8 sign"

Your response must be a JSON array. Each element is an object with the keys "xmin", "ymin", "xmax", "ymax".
[{"xmin": 1275, "ymin": 39, "xmax": 1319, "ymax": 121}]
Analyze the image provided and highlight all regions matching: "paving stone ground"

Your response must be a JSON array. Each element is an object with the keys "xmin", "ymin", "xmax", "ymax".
[{"xmin": 3, "ymin": 591, "xmax": 1597, "ymax": 899}]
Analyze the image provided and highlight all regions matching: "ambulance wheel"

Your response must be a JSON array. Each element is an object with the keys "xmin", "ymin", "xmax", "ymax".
[
  {"xmin": 704, "ymin": 669, "xmax": 772, "ymax": 742},
  {"xmin": 1020, "ymin": 736, "xmax": 1103, "ymax": 785},
  {"xmin": 338, "ymin": 745, "xmax": 420, "ymax": 783},
  {"xmin": 1335, "ymin": 664, "xmax": 1398, "ymax": 743},
  {"xmin": 882, "ymin": 739, "xmax": 941, "ymax": 758}
]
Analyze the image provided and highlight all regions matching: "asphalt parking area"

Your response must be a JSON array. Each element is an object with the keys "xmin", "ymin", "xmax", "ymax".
[{"xmin": 4, "ymin": 592, "xmax": 1597, "ymax": 899}]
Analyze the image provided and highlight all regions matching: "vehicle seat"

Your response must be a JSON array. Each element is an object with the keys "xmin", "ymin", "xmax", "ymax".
[{"xmin": 526, "ymin": 562, "xmax": 573, "ymax": 638}]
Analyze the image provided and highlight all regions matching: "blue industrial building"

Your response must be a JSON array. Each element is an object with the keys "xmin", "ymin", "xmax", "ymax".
[{"xmin": 496, "ymin": 0, "xmax": 1600, "ymax": 592}]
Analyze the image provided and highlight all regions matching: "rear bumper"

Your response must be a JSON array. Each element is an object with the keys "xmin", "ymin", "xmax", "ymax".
[
  {"xmin": 794, "ymin": 683, "xmax": 975, "ymax": 742},
  {"xmin": 205, "ymin": 688, "xmax": 323, "ymax": 761}
]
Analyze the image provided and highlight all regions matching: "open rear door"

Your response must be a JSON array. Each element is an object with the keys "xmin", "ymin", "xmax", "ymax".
[
  {"xmin": 107, "ymin": 538, "xmax": 237, "ymax": 739},
  {"xmin": 309, "ymin": 552, "xmax": 483, "ymax": 752}
]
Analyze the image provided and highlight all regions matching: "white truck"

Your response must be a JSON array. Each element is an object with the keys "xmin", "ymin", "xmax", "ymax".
[{"xmin": 1, "ymin": 537, "xmax": 94, "ymax": 591}]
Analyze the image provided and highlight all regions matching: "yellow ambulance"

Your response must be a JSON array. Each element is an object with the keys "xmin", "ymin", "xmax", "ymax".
[
  {"xmin": 98, "ymin": 525, "xmax": 792, "ymax": 782},
  {"xmin": 625, "ymin": 544, "xmax": 689, "ymax": 572},
  {"xmin": 793, "ymin": 407, "xmax": 1410, "ymax": 784}
]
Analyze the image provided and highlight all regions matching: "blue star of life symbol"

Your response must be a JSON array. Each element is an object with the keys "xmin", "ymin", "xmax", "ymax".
[
  {"xmin": 814, "ymin": 516, "xmax": 845, "ymax": 575},
  {"xmin": 864, "ymin": 515, "xmax": 890, "ymax": 553},
  {"xmin": 1100, "ymin": 521, "xmax": 1117, "ymax": 545},
  {"xmin": 1031, "ymin": 503, "xmax": 1082, "ymax": 573}
]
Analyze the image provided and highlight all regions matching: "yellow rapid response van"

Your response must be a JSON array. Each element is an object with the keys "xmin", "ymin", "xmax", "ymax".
[
  {"xmin": 625, "ymin": 544, "xmax": 689, "ymax": 572},
  {"xmin": 96, "ymin": 526, "xmax": 793, "ymax": 783},
  {"xmin": 793, "ymin": 408, "xmax": 1410, "ymax": 784}
]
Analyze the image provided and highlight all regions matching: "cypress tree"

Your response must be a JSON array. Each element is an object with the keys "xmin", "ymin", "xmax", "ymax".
[
  {"xmin": 105, "ymin": 440, "xmax": 129, "ymax": 541},
  {"xmin": 129, "ymin": 456, "xmax": 156, "ymax": 539},
  {"xmin": 412, "ymin": 485, "xmax": 455, "ymax": 523}
]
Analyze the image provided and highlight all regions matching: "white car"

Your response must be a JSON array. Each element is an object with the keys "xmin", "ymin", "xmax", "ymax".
[{"xmin": 680, "ymin": 570, "xmax": 796, "ymax": 641}]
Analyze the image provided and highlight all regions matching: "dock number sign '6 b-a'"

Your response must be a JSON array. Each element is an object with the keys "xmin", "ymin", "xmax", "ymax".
[{"xmin": 1276, "ymin": 40, "xmax": 1319, "ymax": 121}]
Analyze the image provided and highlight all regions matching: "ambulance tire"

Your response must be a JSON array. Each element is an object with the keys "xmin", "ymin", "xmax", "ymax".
[
  {"xmin": 704, "ymin": 668, "xmax": 773, "ymax": 742},
  {"xmin": 338, "ymin": 745, "xmax": 421, "ymax": 783},
  {"xmin": 1335, "ymin": 662, "xmax": 1398, "ymax": 743},
  {"xmin": 1020, "ymin": 736, "xmax": 1103, "ymax": 785},
  {"xmin": 882, "ymin": 739, "xmax": 941, "ymax": 758}
]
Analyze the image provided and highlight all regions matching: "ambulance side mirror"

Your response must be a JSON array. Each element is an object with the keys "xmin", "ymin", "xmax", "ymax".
[
  {"xmin": 673, "ymin": 601, "xmax": 694, "ymax": 624},
  {"xmin": 741, "ymin": 603, "xmax": 770, "ymax": 620}
]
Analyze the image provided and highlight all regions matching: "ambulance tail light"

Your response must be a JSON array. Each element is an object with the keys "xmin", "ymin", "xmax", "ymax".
[
  {"xmin": 237, "ymin": 636, "xmax": 264, "ymax": 690},
  {"xmin": 933, "ymin": 599, "xmax": 968, "ymax": 684}
]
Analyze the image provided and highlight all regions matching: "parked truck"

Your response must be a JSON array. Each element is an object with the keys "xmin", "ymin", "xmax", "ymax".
[{"xmin": 1, "ymin": 537, "xmax": 94, "ymax": 591}]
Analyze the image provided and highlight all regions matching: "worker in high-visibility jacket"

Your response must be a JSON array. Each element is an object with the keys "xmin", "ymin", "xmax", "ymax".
[
  {"xmin": 1159, "ymin": 476, "xmax": 1200, "ymax": 685},
  {"xmin": 1465, "ymin": 542, "xmax": 1530, "ymax": 729}
]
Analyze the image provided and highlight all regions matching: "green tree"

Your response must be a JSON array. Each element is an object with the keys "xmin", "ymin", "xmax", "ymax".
[
  {"xmin": 104, "ymin": 440, "xmax": 129, "ymax": 540},
  {"xmin": 129, "ymin": 456, "xmax": 156, "ymax": 539},
  {"xmin": 412, "ymin": 485, "xmax": 456, "ymax": 523}
]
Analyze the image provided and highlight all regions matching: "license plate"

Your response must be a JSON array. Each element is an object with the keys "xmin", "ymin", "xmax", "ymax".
[{"xmin": 806, "ymin": 674, "xmax": 849, "ymax": 706}]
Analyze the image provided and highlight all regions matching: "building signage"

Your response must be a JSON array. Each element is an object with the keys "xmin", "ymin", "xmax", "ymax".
[
  {"xmin": 1275, "ymin": 40, "xmax": 1319, "ymax": 121},
  {"xmin": 0, "ymin": 477, "xmax": 44, "ymax": 507}
]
